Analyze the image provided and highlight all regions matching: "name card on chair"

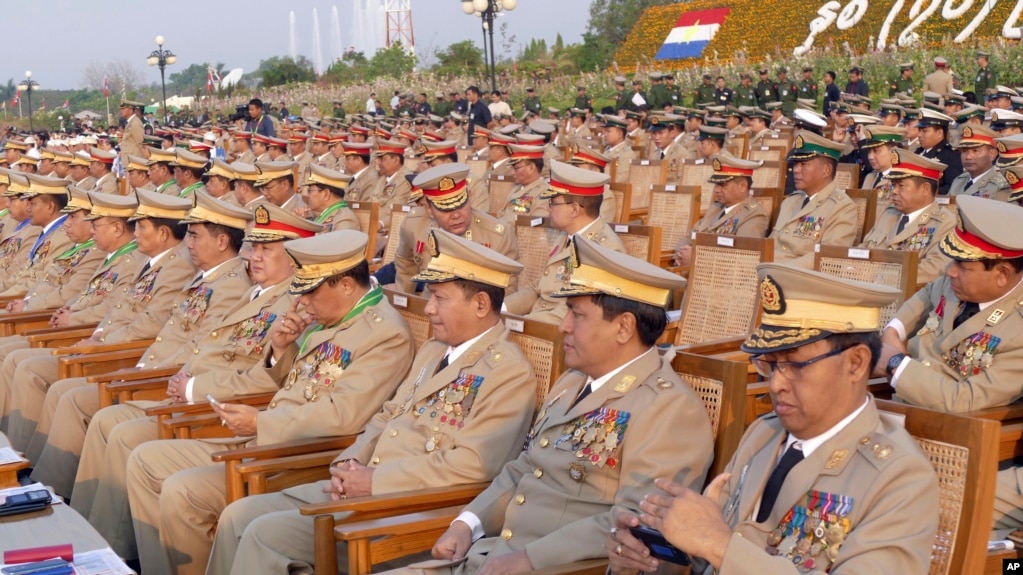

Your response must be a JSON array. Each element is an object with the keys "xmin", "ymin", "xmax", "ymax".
[
  {"xmin": 666, "ymin": 184, "xmax": 676, "ymax": 191},
  {"xmin": 392, "ymin": 294, "xmax": 408, "ymax": 308},
  {"xmin": 936, "ymin": 196, "xmax": 951, "ymax": 205},
  {"xmin": 640, "ymin": 160, "xmax": 650, "ymax": 166},
  {"xmin": 614, "ymin": 224, "xmax": 630, "ymax": 233},
  {"xmin": 847, "ymin": 248, "xmax": 871, "ymax": 260},
  {"xmin": 716, "ymin": 236, "xmax": 734, "ymax": 247},
  {"xmin": 505, "ymin": 318, "xmax": 525, "ymax": 333},
  {"xmin": 530, "ymin": 218, "xmax": 543, "ymax": 227}
]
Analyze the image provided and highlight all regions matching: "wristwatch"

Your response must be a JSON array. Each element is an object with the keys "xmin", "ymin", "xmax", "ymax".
[{"xmin": 886, "ymin": 353, "xmax": 907, "ymax": 377}]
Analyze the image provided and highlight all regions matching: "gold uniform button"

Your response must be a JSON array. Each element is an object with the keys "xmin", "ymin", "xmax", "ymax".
[
  {"xmin": 922, "ymin": 360, "xmax": 931, "ymax": 367},
  {"xmin": 533, "ymin": 468, "xmax": 543, "ymax": 478},
  {"xmin": 168, "ymin": 320, "xmax": 174, "ymax": 325},
  {"xmin": 539, "ymin": 437, "xmax": 549, "ymax": 447},
  {"xmin": 515, "ymin": 494, "xmax": 525, "ymax": 505},
  {"xmin": 269, "ymin": 401, "xmax": 277, "ymax": 408},
  {"xmin": 284, "ymin": 384, "xmax": 292, "ymax": 390},
  {"xmin": 156, "ymin": 336, "xmax": 162, "ymax": 342},
  {"xmin": 500, "ymin": 529, "xmax": 512, "ymax": 540},
  {"xmin": 115, "ymin": 304, "xmax": 122, "ymax": 309},
  {"xmin": 389, "ymin": 429, "xmax": 398, "ymax": 437},
  {"xmin": 194, "ymin": 349, "xmax": 199, "ymax": 354},
  {"xmin": 211, "ymin": 331, "xmax": 219, "ymax": 339},
  {"xmin": 148, "ymin": 354, "xmax": 155, "ymax": 360},
  {"xmin": 372, "ymin": 456, "xmax": 380, "ymax": 465},
  {"xmin": 860, "ymin": 436, "xmax": 870, "ymax": 445}
]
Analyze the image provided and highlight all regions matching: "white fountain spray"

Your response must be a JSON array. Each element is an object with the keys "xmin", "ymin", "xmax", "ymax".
[
  {"xmin": 352, "ymin": 0, "xmax": 365, "ymax": 53},
  {"xmin": 312, "ymin": 8, "xmax": 325, "ymax": 75},
  {"xmin": 366, "ymin": 0, "xmax": 383, "ymax": 53},
  {"xmin": 289, "ymin": 11, "xmax": 297, "ymax": 61},
  {"xmin": 331, "ymin": 5, "xmax": 343, "ymax": 61}
]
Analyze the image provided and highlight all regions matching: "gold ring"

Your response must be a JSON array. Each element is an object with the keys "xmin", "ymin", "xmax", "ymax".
[
  {"xmin": 610, "ymin": 527, "xmax": 618, "ymax": 538},
  {"xmin": 220, "ymin": 419, "xmax": 226, "ymax": 426},
  {"xmin": 615, "ymin": 544, "xmax": 623, "ymax": 556}
]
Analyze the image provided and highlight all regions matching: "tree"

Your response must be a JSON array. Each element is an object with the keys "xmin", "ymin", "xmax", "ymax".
[
  {"xmin": 79, "ymin": 59, "xmax": 145, "ymax": 94},
  {"xmin": 368, "ymin": 41, "xmax": 417, "ymax": 79},
  {"xmin": 585, "ymin": 0, "xmax": 674, "ymax": 68},
  {"xmin": 167, "ymin": 62, "xmax": 226, "ymax": 94},
  {"xmin": 254, "ymin": 56, "xmax": 316, "ymax": 87},
  {"xmin": 323, "ymin": 50, "xmax": 370, "ymax": 85},
  {"xmin": 433, "ymin": 40, "xmax": 484, "ymax": 76}
]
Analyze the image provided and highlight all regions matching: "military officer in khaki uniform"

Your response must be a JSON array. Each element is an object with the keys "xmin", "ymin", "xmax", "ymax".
[
  {"xmin": 302, "ymin": 164, "xmax": 359, "ymax": 232},
  {"xmin": 26, "ymin": 191, "xmax": 197, "ymax": 493},
  {"xmin": 169, "ymin": 149, "xmax": 209, "ymax": 200},
  {"xmin": 563, "ymin": 148, "xmax": 617, "ymax": 223},
  {"xmin": 69, "ymin": 151, "xmax": 98, "ymax": 191},
  {"xmin": 0, "ymin": 177, "xmax": 43, "ymax": 282},
  {"xmin": 254, "ymin": 160, "xmax": 308, "ymax": 215},
  {"xmin": 210, "ymin": 228, "xmax": 539, "ymax": 575},
  {"xmin": 505, "ymin": 160, "xmax": 626, "ymax": 323},
  {"xmin": 124, "ymin": 155, "xmax": 155, "ymax": 194},
  {"xmin": 496, "ymin": 144, "xmax": 549, "ymax": 222},
  {"xmin": 771, "ymin": 131, "xmax": 858, "ymax": 267},
  {"xmin": 144, "ymin": 147, "xmax": 180, "ymax": 197},
  {"xmin": 125, "ymin": 227, "xmax": 415, "ymax": 575},
  {"xmin": 0, "ymin": 175, "xmax": 74, "ymax": 294},
  {"xmin": 466, "ymin": 134, "xmax": 512, "ymax": 214},
  {"xmin": 88, "ymin": 148, "xmax": 119, "ymax": 196},
  {"xmin": 369, "ymin": 140, "xmax": 413, "ymax": 231},
  {"xmin": 747, "ymin": 109, "xmax": 780, "ymax": 151},
  {"xmin": 860, "ymin": 150, "xmax": 955, "ymax": 284},
  {"xmin": 394, "ymin": 164, "xmax": 518, "ymax": 294},
  {"xmin": 858, "ymin": 126, "xmax": 904, "ymax": 220},
  {"xmin": 310, "ymin": 132, "xmax": 337, "ymax": 171},
  {"xmin": 608, "ymin": 263, "xmax": 938, "ymax": 575},
  {"xmin": 382, "ymin": 236, "xmax": 711, "ymax": 575},
  {"xmin": 288, "ymin": 132, "xmax": 313, "ymax": 189},
  {"xmin": 922, "ymin": 57, "xmax": 955, "ymax": 99},
  {"xmin": 0, "ymin": 192, "xmax": 145, "ymax": 444},
  {"xmin": 948, "ymin": 125, "xmax": 1013, "ymax": 202},
  {"xmin": 878, "ymin": 195, "xmax": 1023, "ymax": 413},
  {"xmin": 341, "ymin": 143, "xmax": 381, "ymax": 203},
  {"xmin": 674, "ymin": 156, "xmax": 770, "ymax": 266},
  {"xmin": 230, "ymin": 131, "xmax": 257, "ymax": 165},
  {"xmin": 119, "ymin": 101, "xmax": 145, "ymax": 161},
  {"xmin": 602, "ymin": 114, "xmax": 636, "ymax": 185}
]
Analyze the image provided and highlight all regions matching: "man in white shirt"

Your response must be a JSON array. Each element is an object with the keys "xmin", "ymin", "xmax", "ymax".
[{"xmin": 366, "ymin": 92, "xmax": 378, "ymax": 116}]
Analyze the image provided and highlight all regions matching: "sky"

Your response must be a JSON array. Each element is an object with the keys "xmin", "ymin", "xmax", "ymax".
[{"xmin": 2, "ymin": 0, "xmax": 593, "ymax": 90}]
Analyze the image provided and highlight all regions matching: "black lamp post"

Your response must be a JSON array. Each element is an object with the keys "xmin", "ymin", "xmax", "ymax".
[
  {"xmin": 147, "ymin": 35, "xmax": 177, "ymax": 122},
  {"xmin": 461, "ymin": 0, "xmax": 517, "ymax": 93},
  {"xmin": 17, "ymin": 71, "xmax": 40, "ymax": 131}
]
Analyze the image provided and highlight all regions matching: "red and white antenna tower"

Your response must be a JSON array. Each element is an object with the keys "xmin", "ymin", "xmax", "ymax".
[{"xmin": 385, "ymin": 0, "xmax": 415, "ymax": 50}]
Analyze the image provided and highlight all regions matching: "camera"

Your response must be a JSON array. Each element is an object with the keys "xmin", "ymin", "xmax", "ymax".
[{"xmin": 229, "ymin": 104, "xmax": 248, "ymax": 122}]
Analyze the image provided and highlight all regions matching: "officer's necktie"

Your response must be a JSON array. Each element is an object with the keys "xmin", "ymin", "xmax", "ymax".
[
  {"xmin": 896, "ymin": 214, "xmax": 909, "ymax": 235},
  {"xmin": 136, "ymin": 262, "xmax": 151, "ymax": 280},
  {"xmin": 964, "ymin": 179, "xmax": 975, "ymax": 191},
  {"xmin": 659, "ymin": 150, "xmax": 665, "ymax": 160},
  {"xmin": 800, "ymin": 195, "xmax": 810, "ymax": 209},
  {"xmin": 953, "ymin": 301, "xmax": 980, "ymax": 329},
  {"xmin": 756, "ymin": 442, "xmax": 804, "ymax": 523},
  {"xmin": 571, "ymin": 380, "xmax": 594, "ymax": 409},
  {"xmin": 434, "ymin": 353, "xmax": 450, "ymax": 375}
]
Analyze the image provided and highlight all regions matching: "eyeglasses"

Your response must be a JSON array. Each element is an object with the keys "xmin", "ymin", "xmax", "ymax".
[
  {"xmin": 749, "ymin": 345, "xmax": 855, "ymax": 380},
  {"xmin": 548, "ymin": 200, "xmax": 576, "ymax": 208}
]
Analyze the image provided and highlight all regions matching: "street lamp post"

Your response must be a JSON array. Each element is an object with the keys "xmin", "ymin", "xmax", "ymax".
[
  {"xmin": 461, "ymin": 0, "xmax": 516, "ymax": 93},
  {"xmin": 146, "ymin": 35, "xmax": 177, "ymax": 123},
  {"xmin": 17, "ymin": 71, "xmax": 40, "ymax": 131}
]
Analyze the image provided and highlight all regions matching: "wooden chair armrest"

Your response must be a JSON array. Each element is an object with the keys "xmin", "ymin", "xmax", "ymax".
[
  {"xmin": 25, "ymin": 327, "xmax": 97, "ymax": 344},
  {"xmin": 333, "ymin": 505, "xmax": 462, "ymax": 540},
  {"xmin": 88, "ymin": 366, "xmax": 181, "ymax": 384},
  {"xmin": 52, "ymin": 339, "xmax": 154, "ymax": 356},
  {"xmin": 300, "ymin": 482, "xmax": 490, "ymax": 516},
  {"xmin": 211, "ymin": 436, "xmax": 358, "ymax": 463},
  {"xmin": 678, "ymin": 336, "xmax": 747, "ymax": 356},
  {"xmin": 0, "ymin": 310, "xmax": 57, "ymax": 322},
  {"xmin": 142, "ymin": 392, "xmax": 277, "ymax": 418},
  {"xmin": 103, "ymin": 377, "xmax": 171, "ymax": 395},
  {"xmin": 529, "ymin": 560, "xmax": 610, "ymax": 575},
  {"xmin": 233, "ymin": 451, "xmax": 340, "ymax": 477},
  {"xmin": 160, "ymin": 412, "xmax": 223, "ymax": 438},
  {"xmin": 968, "ymin": 401, "xmax": 1023, "ymax": 423}
]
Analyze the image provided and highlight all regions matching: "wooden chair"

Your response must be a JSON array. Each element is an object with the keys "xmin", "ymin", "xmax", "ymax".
[
  {"xmin": 513, "ymin": 216, "xmax": 562, "ymax": 288},
  {"xmin": 679, "ymin": 159, "xmax": 715, "ymax": 214},
  {"xmin": 844, "ymin": 189, "xmax": 878, "ymax": 244},
  {"xmin": 456, "ymin": 146, "xmax": 471, "ymax": 164},
  {"xmin": 936, "ymin": 195, "xmax": 957, "ymax": 208},
  {"xmin": 613, "ymin": 223, "xmax": 662, "ymax": 266},
  {"xmin": 501, "ymin": 315, "xmax": 565, "ymax": 412},
  {"xmin": 347, "ymin": 201, "xmax": 379, "ymax": 260},
  {"xmin": 760, "ymin": 132, "xmax": 793, "ymax": 150},
  {"xmin": 751, "ymin": 161, "xmax": 785, "ymax": 191},
  {"xmin": 383, "ymin": 289, "xmax": 432, "ymax": 351},
  {"xmin": 608, "ymin": 183, "xmax": 632, "ymax": 223},
  {"xmin": 323, "ymin": 350, "xmax": 749, "ymax": 575},
  {"xmin": 465, "ymin": 157, "xmax": 490, "ymax": 182},
  {"xmin": 813, "ymin": 246, "xmax": 918, "ymax": 328},
  {"xmin": 748, "ymin": 146, "xmax": 786, "ymax": 163},
  {"xmin": 0, "ymin": 310, "xmax": 61, "ymax": 337},
  {"xmin": 675, "ymin": 234, "xmax": 772, "ymax": 347},
  {"xmin": 726, "ymin": 133, "xmax": 749, "ymax": 159},
  {"xmin": 487, "ymin": 173, "xmax": 515, "ymax": 213},
  {"xmin": 834, "ymin": 163, "xmax": 861, "ymax": 191},
  {"xmin": 647, "ymin": 185, "xmax": 700, "ymax": 267},
  {"xmin": 625, "ymin": 159, "xmax": 667, "ymax": 222},
  {"xmin": 22, "ymin": 328, "xmax": 155, "ymax": 380},
  {"xmin": 377, "ymin": 205, "xmax": 411, "ymax": 268},
  {"xmin": 751, "ymin": 188, "xmax": 783, "ymax": 234}
]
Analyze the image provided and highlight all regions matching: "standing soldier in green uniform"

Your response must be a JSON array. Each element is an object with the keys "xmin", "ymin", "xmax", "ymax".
[
  {"xmin": 890, "ymin": 63, "xmax": 916, "ymax": 96},
  {"xmin": 975, "ymin": 51, "xmax": 995, "ymax": 96},
  {"xmin": 332, "ymin": 101, "xmax": 346, "ymax": 119},
  {"xmin": 777, "ymin": 68, "xmax": 799, "ymax": 116},
  {"xmin": 734, "ymin": 73, "xmax": 757, "ymax": 108},
  {"xmin": 574, "ymin": 86, "xmax": 592, "ymax": 111},
  {"xmin": 612, "ymin": 76, "xmax": 628, "ymax": 113},
  {"xmin": 665, "ymin": 74, "xmax": 683, "ymax": 108},
  {"xmin": 756, "ymin": 68, "xmax": 778, "ymax": 108},
  {"xmin": 798, "ymin": 67, "xmax": 818, "ymax": 104},
  {"xmin": 432, "ymin": 92, "xmax": 452, "ymax": 118},
  {"xmin": 523, "ymin": 87, "xmax": 542, "ymax": 116},
  {"xmin": 624, "ymin": 80, "xmax": 648, "ymax": 113},
  {"xmin": 693, "ymin": 74, "xmax": 716, "ymax": 107},
  {"xmin": 648, "ymin": 72, "xmax": 669, "ymax": 111}
]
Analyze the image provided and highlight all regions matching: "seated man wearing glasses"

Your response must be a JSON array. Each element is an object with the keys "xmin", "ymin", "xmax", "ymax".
[{"xmin": 606, "ymin": 262, "xmax": 940, "ymax": 575}]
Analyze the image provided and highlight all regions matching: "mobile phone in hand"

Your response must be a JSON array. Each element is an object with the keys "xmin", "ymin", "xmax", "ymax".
[
  {"xmin": 206, "ymin": 394, "xmax": 225, "ymax": 408},
  {"xmin": 628, "ymin": 526, "xmax": 691, "ymax": 566}
]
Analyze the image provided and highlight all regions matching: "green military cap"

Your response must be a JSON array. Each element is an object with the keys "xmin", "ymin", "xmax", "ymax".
[
  {"xmin": 129, "ymin": 189, "xmax": 192, "ymax": 221},
  {"xmin": 576, "ymin": 85, "xmax": 586, "ymax": 91},
  {"xmin": 776, "ymin": 67, "xmax": 787, "ymax": 75},
  {"xmin": 414, "ymin": 163, "xmax": 471, "ymax": 211},
  {"xmin": 61, "ymin": 185, "xmax": 93, "ymax": 214},
  {"xmin": 860, "ymin": 126, "xmax": 905, "ymax": 149},
  {"xmin": 649, "ymin": 72, "xmax": 663, "ymax": 80},
  {"xmin": 916, "ymin": 108, "xmax": 954, "ymax": 128},
  {"xmin": 601, "ymin": 114, "xmax": 628, "ymax": 130},
  {"xmin": 246, "ymin": 202, "xmax": 322, "ymax": 243},
  {"xmin": 702, "ymin": 73, "xmax": 713, "ymax": 80},
  {"xmin": 622, "ymin": 110, "xmax": 642, "ymax": 121},
  {"xmin": 180, "ymin": 190, "xmax": 253, "ymax": 230},
  {"xmin": 697, "ymin": 125, "xmax": 729, "ymax": 141},
  {"xmin": 631, "ymin": 79, "xmax": 643, "ymax": 86},
  {"xmin": 285, "ymin": 229, "xmax": 369, "ymax": 294},
  {"xmin": 878, "ymin": 103, "xmax": 905, "ymax": 117},
  {"xmin": 663, "ymin": 113, "xmax": 685, "ymax": 125},
  {"xmin": 664, "ymin": 73, "xmax": 675, "ymax": 80},
  {"xmin": 613, "ymin": 75, "xmax": 626, "ymax": 84},
  {"xmin": 84, "ymin": 191, "xmax": 139, "ymax": 220},
  {"xmin": 764, "ymin": 101, "xmax": 784, "ymax": 111},
  {"xmin": 721, "ymin": 106, "xmax": 744, "ymax": 118},
  {"xmin": 672, "ymin": 106, "xmax": 688, "ymax": 115},
  {"xmin": 552, "ymin": 235, "xmax": 684, "ymax": 308},
  {"xmin": 705, "ymin": 117, "xmax": 727, "ymax": 128},
  {"xmin": 307, "ymin": 163, "xmax": 353, "ymax": 190},
  {"xmin": 954, "ymin": 105, "xmax": 987, "ymax": 124},
  {"xmin": 940, "ymin": 195, "xmax": 1023, "ymax": 261},
  {"xmin": 958, "ymin": 124, "xmax": 999, "ymax": 148},
  {"xmin": 23, "ymin": 174, "xmax": 70, "ymax": 198},
  {"xmin": 885, "ymin": 149, "xmax": 946, "ymax": 183},
  {"xmin": 790, "ymin": 130, "xmax": 846, "ymax": 161},
  {"xmin": 568, "ymin": 108, "xmax": 587, "ymax": 118},
  {"xmin": 413, "ymin": 228, "xmax": 523, "ymax": 289},
  {"xmin": 802, "ymin": 66, "xmax": 813, "ymax": 73},
  {"xmin": 899, "ymin": 62, "xmax": 915, "ymax": 71},
  {"xmin": 708, "ymin": 155, "xmax": 763, "ymax": 184},
  {"xmin": 542, "ymin": 159, "xmax": 609, "ymax": 199},
  {"xmin": 741, "ymin": 263, "xmax": 900, "ymax": 353},
  {"xmin": 254, "ymin": 161, "xmax": 297, "ymax": 187},
  {"xmin": 687, "ymin": 108, "xmax": 707, "ymax": 119},
  {"xmin": 646, "ymin": 116, "xmax": 670, "ymax": 131},
  {"xmin": 995, "ymin": 133, "xmax": 1023, "ymax": 168},
  {"xmin": 749, "ymin": 108, "xmax": 772, "ymax": 121},
  {"xmin": 977, "ymin": 51, "xmax": 991, "ymax": 58},
  {"xmin": 705, "ymin": 105, "xmax": 726, "ymax": 114},
  {"xmin": 993, "ymin": 109, "xmax": 1023, "ymax": 130},
  {"xmin": 849, "ymin": 65, "xmax": 864, "ymax": 73},
  {"xmin": 758, "ymin": 68, "xmax": 769, "ymax": 74}
]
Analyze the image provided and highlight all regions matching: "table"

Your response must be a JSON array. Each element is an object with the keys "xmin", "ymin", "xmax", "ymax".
[{"xmin": 0, "ymin": 504, "xmax": 110, "ymax": 555}]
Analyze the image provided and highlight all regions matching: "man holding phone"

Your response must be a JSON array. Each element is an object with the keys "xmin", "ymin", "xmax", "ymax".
[{"xmin": 606, "ymin": 263, "xmax": 940, "ymax": 575}]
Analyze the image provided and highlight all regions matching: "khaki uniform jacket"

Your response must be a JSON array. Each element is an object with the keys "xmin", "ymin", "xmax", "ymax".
[
  {"xmin": 496, "ymin": 177, "xmax": 549, "ymax": 223},
  {"xmin": 100, "ymin": 242, "xmax": 199, "ymax": 344},
  {"xmin": 93, "ymin": 173, "xmax": 118, "ymax": 195},
  {"xmin": 685, "ymin": 199, "xmax": 770, "ymax": 245},
  {"xmin": 748, "ymin": 129, "xmax": 781, "ymax": 150},
  {"xmin": 319, "ymin": 204, "xmax": 360, "ymax": 233},
  {"xmin": 64, "ymin": 243, "xmax": 143, "ymax": 324},
  {"xmin": 542, "ymin": 144, "xmax": 559, "ymax": 180},
  {"xmin": 0, "ymin": 214, "xmax": 18, "ymax": 242},
  {"xmin": 662, "ymin": 142, "xmax": 688, "ymax": 186},
  {"xmin": 155, "ymin": 180, "xmax": 181, "ymax": 197},
  {"xmin": 947, "ymin": 169, "xmax": 1012, "ymax": 202},
  {"xmin": 369, "ymin": 167, "xmax": 412, "ymax": 230},
  {"xmin": 75, "ymin": 176, "xmax": 98, "ymax": 191},
  {"xmin": 438, "ymin": 350, "xmax": 712, "ymax": 571},
  {"xmin": 23, "ymin": 243, "xmax": 107, "ymax": 311},
  {"xmin": 706, "ymin": 398, "xmax": 938, "ymax": 575},
  {"xmin": 860, "ymin": 202, "xmax": 954, "ymax": 284},
  {"xmin": 771, "ymin": 182, "xmax": 858, "ymax": 267},
  {"xmin": 504, "ymin": 220, "xmax": 626, "ymax": 323},
  {"xmin": 309, "ymin": 321, "xmax": 536, "ymax": 497},
  {"xmin": 235, "ymin": 150, "xmax": 257, "ymax": 165},
  {"xmin": 468, "ymin": 158, "xmax": 513, "ymax": 215},
  {"xmin": 315, "ymin": 151, "xmax": 338, "ymax": 171},
  {"xmin": 0, "ymin": 223, "xmax": 42, "ymax": 283},
  {"xmin": 893, "ymin": 275, "xmax": 1023, "ymax": 412},
  {"xmin": 260, "ymin": 295, "xmax": 415, "ymax": 447},
  {"xmin": 141, "ymin": 257, "xmax": 251, "ymax": 369},
  {"xmin": 922, "ymin": 70, "xmax": 955, "ymax": 98},
  {"xmin": 0, "ymin": 222, "xmax": 74, "ymax": 295},
  {"xmin": 185, "ymin": 280, "xmax": 295, "ymax": 401},
  {"xmin": 121, "ymin": 115, "xmax": 145, "ymax": 160},
  {"xmin": 860, "ymin": 175, "xmax": 894, "ymax": 221},
  {"xmin": 394, "ymin": 207, "xmax": 518, "ymax": 294},
  {"xmin": 293, "ymin": 151, "xmax": 313, "ymax": 187},
  {"xmin": 606, "ymin": 141, "xmax": 636, "ymax": 185}
]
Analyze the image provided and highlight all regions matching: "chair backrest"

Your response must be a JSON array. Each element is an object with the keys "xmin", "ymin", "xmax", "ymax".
[
  {"xmin": 751, "ymin": 188, "xmax": 783, "ymax": 234},
  {"xmin": 648, "ymin": 185, "xmax": 700, "ymax": 254},
  {"xmin": 609, "ymin": 182, "xmax": 631, "ymax": 223},
  {"xmin": 834, "ymin": 163, "xmax": 861, "ymax": 191},
  {"xmin": 813, "ymin": 245, "xmax": 918, "ymax": 327},
  {"xmin": 117, "ymin": 177, "xmax": 127, "ymax": 196},
  {"xmin": 672, "ymin": 351, "xmax": 747, "ymax": 478},
  {"xmin": 761, "ymin": 132, "xmax": 793, "ymax": 150},
  {"xmin": 677, "ymin": 234, "xmax": 773, "ymax": 346},
  {"xmin": 751, "ymin": 161, "xmax": 785, "ymax": 191},
  {"xmin": 514, "ymin": 216, "xmax": 563, "ymax": 287},
  {"xmin": 626, "ymin": 159, "xmax": 668, "ymax": 212},
  {"xmin": 384, "ymin": 289, "xmax": 432, "ymax": 351},
  {"xmin": 404, "ymin": 157, "xmax": 420, "ymax": 173},
  {"xmin": 844, "ymin": 189, "xmax": 878, "ymax": 244},
  {"xmin": 503, "ymin": 315, "xmax": 565, "ymax": 413},
  {"xmin": 456, "ymin": 146, "xmax": 471, "ymax": 164},
  {"xmin": 935, "ymin": 195, "xmax": 957, "ymax": 209},
  {"xmin": 348, "ymin": 201, "xmax": 380, "ymax": 260},
  {"xmin": 488, "ymin": 174, "xmax": 516, "ymax": 214},
  {"xmin": 611, "ymin": 223, "xmax": 662, "ymax": 265},
  {"xmin": 679, "ymin": 159, "xmax": 715, "ymax": 213},
  {"xmin": 381, "ymin": 205, "xmax": 411, "ymax": 265},
  {"xmin": 726, "ymin": 133, "xmax": 750, "ymax": 159},
  {"xmin": 874, "ymin": 399, "xmax": 998, "ymax": 575},
  {"xmin": 748, "ymin": 147, "xmax": 786, "ymax": 163},
  {"xmin": 466, "ymin": 157, "xmax": 490, "ymax": 182}
]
